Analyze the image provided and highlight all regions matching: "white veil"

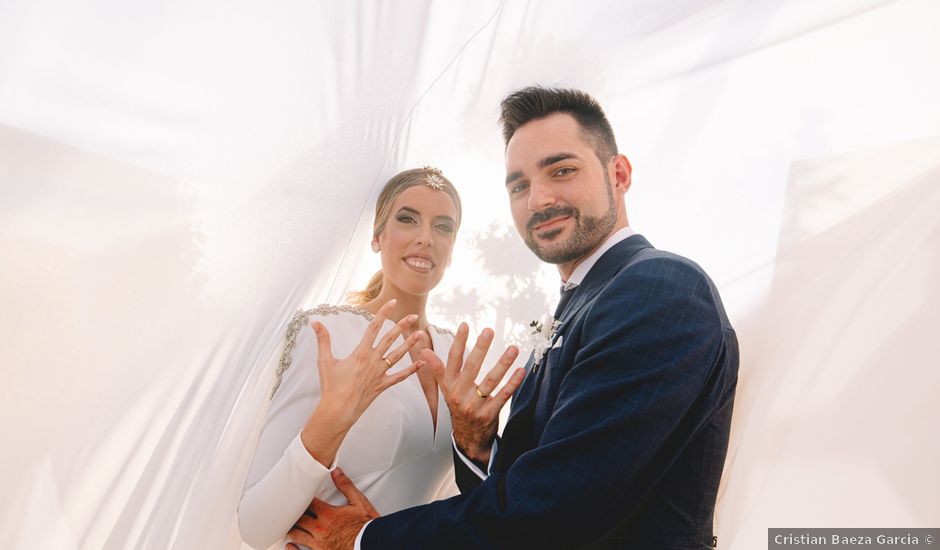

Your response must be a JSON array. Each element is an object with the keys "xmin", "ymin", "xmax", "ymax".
[{"xmin": 1, "ymin": 1, "xmax": 938, "ymax": 548}]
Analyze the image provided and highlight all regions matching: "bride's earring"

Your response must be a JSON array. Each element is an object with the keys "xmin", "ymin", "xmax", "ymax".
[{"xmin": 371, "ymin": 241, "xmax": 380, "ymax": 253}]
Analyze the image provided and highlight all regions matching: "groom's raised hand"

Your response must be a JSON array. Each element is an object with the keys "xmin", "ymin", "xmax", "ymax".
[{"xmin": 421, "ymin": 323, "xmax": 525, "ymax": 464}]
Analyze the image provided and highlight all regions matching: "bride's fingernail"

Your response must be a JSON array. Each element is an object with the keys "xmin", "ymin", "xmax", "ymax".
[{"xmin": 407, "ymin": 314, "xmax": 418, "ymax": 323}]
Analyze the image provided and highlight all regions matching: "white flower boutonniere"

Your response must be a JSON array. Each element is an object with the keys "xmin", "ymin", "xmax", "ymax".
[{"xmin": 528, "ymin": 313, "xmax": 561, "ymax": 367}]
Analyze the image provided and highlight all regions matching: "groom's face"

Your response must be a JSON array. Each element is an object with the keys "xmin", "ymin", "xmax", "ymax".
[{"xmin": 505, "ymin": 113, "xmax": 618, "ymax": 266}]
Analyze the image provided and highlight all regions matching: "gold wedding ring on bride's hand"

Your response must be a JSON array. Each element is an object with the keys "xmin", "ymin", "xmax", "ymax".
[
  {"xmin": 475, "ymin": 385, "xmax": 489, "ymax": 398},
  {"xmin": 383, "ymin": 357, "xmax": 393, "ymax": 370}
]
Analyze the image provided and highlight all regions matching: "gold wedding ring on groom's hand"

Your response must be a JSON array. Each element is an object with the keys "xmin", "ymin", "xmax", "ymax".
[
  {"xmin": 475, "ymin": 385, "xmax": 488, "ymax": 398},
  {"xmin": 383, "ymin": 357, "xmax": 393, "ymax": 370}
]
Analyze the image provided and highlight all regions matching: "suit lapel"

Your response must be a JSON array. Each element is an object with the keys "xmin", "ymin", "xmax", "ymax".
[
  {"xmin": 506, "ymin": 234, "xmax": 653, "ymax": 422},
  {"xmin": 497, "ymin": 235, "xmax": 653, "ymax": 474},
  {"xmin": 556, "ymin": 234, "xmax": 653, "ymax": 327}
]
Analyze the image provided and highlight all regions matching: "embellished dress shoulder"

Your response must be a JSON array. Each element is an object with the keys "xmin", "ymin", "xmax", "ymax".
[
  {"xmin": 272, "ymin": 304, "xmax": 377, "ymax": 398},
  {"xmin": 239, "ymin": 304, "xmax": 456, "ymax": 550}
]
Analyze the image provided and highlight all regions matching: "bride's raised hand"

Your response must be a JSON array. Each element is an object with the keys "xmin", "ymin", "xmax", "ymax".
[{"xmin": 310, "ymin": 299, "xmax": 424, "ymax": 427}]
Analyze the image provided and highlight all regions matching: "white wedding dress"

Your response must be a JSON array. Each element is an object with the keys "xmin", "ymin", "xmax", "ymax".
[{"xmin": 238, "ymin": 305, "xmax": 457, "ymax": 550}]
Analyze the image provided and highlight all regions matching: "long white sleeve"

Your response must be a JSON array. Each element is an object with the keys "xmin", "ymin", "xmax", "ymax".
[
  {"xmin": 237, "ymin": 310, "xmax": 458, "ymax": 549},
  {"xmin": 238, "ymin": 323, "xmax": 331, "ymax": 549},
  {"xmin": 239, "ymin": 435, "xmax": 333, "ymax": 549}
]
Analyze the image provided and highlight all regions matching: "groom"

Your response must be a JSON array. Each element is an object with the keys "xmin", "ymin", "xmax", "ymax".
[{"xmin": 291, "ymin": 86, "xmax": 739, "ymax": 549}]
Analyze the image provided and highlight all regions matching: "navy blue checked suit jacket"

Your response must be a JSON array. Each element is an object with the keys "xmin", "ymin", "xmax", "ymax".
[{"xmin": 362, "ymin": 235, "xmax": 738, "ymax": 549}]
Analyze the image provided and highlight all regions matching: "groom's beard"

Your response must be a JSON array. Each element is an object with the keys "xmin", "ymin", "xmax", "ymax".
[{"xmin": 523, "ymin": 179, "xmax": 618, "ymax": 265}]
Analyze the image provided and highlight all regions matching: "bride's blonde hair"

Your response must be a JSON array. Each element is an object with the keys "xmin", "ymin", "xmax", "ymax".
[{"xmin": 347, "ymin": 167, "xmax": 462, "ymax": 305}]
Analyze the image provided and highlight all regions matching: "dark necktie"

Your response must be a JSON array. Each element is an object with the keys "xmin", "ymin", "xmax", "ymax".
[{"xmin": 554, "ymin": 284, "xmax": 576, "ymax": 319}]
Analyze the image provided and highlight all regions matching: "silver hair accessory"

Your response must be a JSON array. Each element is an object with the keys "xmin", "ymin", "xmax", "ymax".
[{"xmin": 422, "ymin": 166, "xmax": 446, "ymax": 190}]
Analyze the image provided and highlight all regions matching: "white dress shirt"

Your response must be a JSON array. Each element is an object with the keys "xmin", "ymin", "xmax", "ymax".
[{"xmin": 563, "ymin": 225, "xmax": 635, "ymax": 290}]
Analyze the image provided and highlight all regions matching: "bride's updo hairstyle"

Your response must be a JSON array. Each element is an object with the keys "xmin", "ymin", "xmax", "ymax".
[{"xmin": 347, "ymin": 167, "xmax": 462, "ymax": 305}]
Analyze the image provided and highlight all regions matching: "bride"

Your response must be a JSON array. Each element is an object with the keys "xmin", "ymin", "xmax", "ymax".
[{"xmin": 238, "ymin": 167, "xmax": 464, "ymax": 549}]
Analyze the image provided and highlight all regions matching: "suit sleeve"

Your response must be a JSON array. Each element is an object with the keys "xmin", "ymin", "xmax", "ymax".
[
  {"xmin": 361, "ymin": 256, "xmax": 730, "ymax": 549},
  {"xmin": 452, "ymin": 440, "xmax": 486, "ymax": 492},
  {"xmin": 452, "ymin": 436, "xmax": 502, "ymax": 493}
]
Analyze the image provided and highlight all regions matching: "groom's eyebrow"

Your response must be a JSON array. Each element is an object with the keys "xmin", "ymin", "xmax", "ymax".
[
  {"xmin": 538, "ymin": 152, "xmax": 579, "ymax": 169},
  {"xmin": 505, "ymin": 152, "xmax": 580, "ymax": 186}
]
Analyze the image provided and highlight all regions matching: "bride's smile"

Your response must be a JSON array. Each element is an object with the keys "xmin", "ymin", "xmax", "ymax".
[{"xmin": 402, "ymin": 254, "xmax": 435, "ymax": 272}]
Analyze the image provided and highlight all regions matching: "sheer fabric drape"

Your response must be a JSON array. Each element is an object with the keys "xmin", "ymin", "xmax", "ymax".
[{"xmin": 1, "ymin": 1, "xmax": 938, "ymax": 548}]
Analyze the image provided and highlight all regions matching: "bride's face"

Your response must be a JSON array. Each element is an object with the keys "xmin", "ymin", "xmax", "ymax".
[{"xmin": 374, "ymin": 185, "xmax": 458, "ymax": 297}]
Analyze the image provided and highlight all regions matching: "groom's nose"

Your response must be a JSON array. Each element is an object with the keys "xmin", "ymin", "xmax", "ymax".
[{"xmin": 527, "ymin": 178, "xmax": 556, "ymax": 211}]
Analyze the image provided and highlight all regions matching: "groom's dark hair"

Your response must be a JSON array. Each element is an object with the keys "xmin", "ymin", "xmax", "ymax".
[{"xmin": 499, "ymin": 86, "xmax": 619, "ymax": 164}]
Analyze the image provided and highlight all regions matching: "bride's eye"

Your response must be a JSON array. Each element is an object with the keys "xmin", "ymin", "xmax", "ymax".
[{"xmin": 396, "ymin": 214, "xmax": 418, "ymax": 224}]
